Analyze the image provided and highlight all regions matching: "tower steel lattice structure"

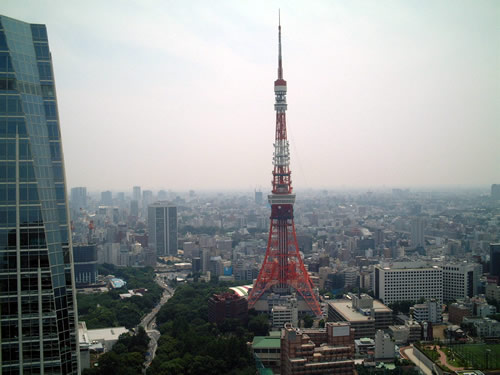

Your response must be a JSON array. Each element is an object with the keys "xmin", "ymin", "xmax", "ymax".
[{"xmin": 247, "ymin": 18, "xmax": 321, "ymax": 316}]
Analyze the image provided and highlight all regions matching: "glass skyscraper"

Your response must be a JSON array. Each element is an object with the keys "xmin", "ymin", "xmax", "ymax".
[{"xmin": 0, "ymin": 15, "xmax": 79, "ymax": 374}]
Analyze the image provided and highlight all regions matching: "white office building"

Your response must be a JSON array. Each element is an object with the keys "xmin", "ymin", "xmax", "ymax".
[
  {"xmin": 439, "ymin": 262, "xmax": 481, "ymax": 301},
  {"xmin": 374, "ymin": 262, "xmax": 443, "ymax": 304}
]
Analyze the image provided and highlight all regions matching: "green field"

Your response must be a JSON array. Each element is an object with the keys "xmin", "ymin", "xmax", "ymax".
[{"xmin": 449, "ymin": 344, "xmax": 500, "ymax": 370}]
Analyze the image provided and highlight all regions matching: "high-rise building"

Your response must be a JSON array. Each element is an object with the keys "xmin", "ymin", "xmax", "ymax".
[
  {"xmin": 70, "ymin": 186, "xmax": 87, "ymax": 211},
  {"xmin": 148, "ymin": 201, "xmax": 177, "ymax": 256},
  {"xmin": 254, "ymin": 190, "xmax": 263, "ymax": 205},
  {"xmin": 411, "ymin": 217, "xmax": 425, "ymax": 249},
  {"xmin": 142, "ymin": 189, "xmax": 153, "ymax": 216},
  {"xmin": 130, "ymin": 199, "xmax": 139, "ymax": 217},
  {"xmin": 73, "ymin": 244, "xmax": 98, "ymax": 286},
  {"xmin": 491, "ymin": 184, "xmax": 500, "ymax": 200},
  {"xmin": 157, "ymin": 189, "xmax": 167, "ymax": 200},
  {"xmin": 491, "ymin": 243, "xmax": 500, "ymax": 284},
  {"xmin": 132, "ymin": 185, "xmax": 141, "ymax": 201},
  {"xmin": 0, "ymin": 15, "xmax": 79, "ymax": 373},
  {"xmin": 100, "ymin": 190, "xmax": 112, "ymax": 206}
]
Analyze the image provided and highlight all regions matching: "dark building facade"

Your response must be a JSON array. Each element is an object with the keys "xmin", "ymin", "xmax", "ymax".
[
  {"xmin": 0, "ymin": 15, "xmax": 79, "ymax": 373},
  {"xmin": 491, "ymin": 243, "xmax": 500, "ymax": 285},
  {"xmin": 73, "ymin": 244, "xmax": 98, "ymax": 286},
  {"xmin": 208, "ymin": 292, "xmax": 248, "ymax": 325}
]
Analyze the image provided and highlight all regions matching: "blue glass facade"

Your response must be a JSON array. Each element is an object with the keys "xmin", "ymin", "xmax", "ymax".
[{"xmin": 0, "ymin": 15, "xmax": 79, "ymax": 374}]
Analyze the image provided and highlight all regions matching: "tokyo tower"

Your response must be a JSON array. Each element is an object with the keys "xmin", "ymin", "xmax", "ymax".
[{"xmin": 247, "ymin": 17, "xmax": 322, "ymax": 316}]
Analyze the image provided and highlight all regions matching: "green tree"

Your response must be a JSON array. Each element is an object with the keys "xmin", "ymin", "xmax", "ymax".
[
  {"xmin": 303, "ymin": 315, "xmax": 314, "ymax": 328},
  {"xmin": 248, "ymin": 314, "xmax": 269, "ymax": 336}
]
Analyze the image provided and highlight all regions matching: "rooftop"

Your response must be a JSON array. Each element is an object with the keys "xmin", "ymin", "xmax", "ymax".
[
  {"xmin": 329, "ymin": 300, "xmax": 372, "ymax": 321},
  {"xmin": 87, "ymin": 327, "xmax": 129, "ymax": 342},
  {"xmin": 252, "ymin": 334, "xmax": 281, "ymax": 349}
]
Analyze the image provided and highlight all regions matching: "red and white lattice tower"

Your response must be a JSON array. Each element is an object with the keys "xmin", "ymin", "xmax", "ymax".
[{"xmin": 247, "ymin": 18, "xmax": 321, "ymax": 316}]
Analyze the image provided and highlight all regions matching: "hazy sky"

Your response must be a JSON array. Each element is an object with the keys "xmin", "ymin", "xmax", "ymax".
[{"xmin": 2, "ymin": 0, "xmax": 499, "ymax": 192}]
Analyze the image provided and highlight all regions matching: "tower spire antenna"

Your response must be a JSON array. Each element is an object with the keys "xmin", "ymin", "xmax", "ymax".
[{"xmin": 278, "ymin": 9, "xmax": 283, "ymax": 79}]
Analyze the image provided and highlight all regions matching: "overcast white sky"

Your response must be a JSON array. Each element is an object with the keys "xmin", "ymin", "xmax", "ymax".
[{"xmin": 1, "ymin": 0, "xmax": 499, "ymax": 192}]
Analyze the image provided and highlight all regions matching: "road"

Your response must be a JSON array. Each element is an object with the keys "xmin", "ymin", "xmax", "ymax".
[{"xmin": 141, "ymin": 275, "xmax": 174, "ymax": 372}]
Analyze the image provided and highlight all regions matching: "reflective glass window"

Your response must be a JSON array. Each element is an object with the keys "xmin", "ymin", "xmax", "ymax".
[
  {"xmin": 37, "ymin": 61, "xmax": 53, "ymax": 80},
  {"xmin": 0, "ymin": 206, "xmax": 16, "ymax": 227},
  {"xmin": 35, "ymin": 44, "xmax": 49, "ymax": 59},
  {"xmin": 0, "ymin": 139, "xmax": 16, "ymax": 160},
  {"xmin": 19, "ymin": 139, "xmax": 32, "ymax": 160},
  {"xmin": 0, "ymin": 183, "xmax": 16, "ymax": 204},
  {"xmin": 50, "ymin": 142, "xmax": 61, "ymax": 160},
  {"xmin": 0, "ymin": 161, "xmax": 16, "ymax": 182},
  {"xmin": 44, "ymin": 101, "xmax": 57, "ymax": 119},
  {"xmin": 47, "ymin": 122, "xmax": 59, "ymax": 140},
  {"xmin": 19, "ymin": 161, "xmax": 35, "ymax": 182},
  {"xmin": 41, "ymin": 84, "xmax": 55, "ymax": 98}
]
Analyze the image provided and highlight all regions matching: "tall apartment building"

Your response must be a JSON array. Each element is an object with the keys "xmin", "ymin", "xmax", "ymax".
[
  {"xmin": 148, "ymin": 201, "xmax": 177, "ymax": 256},
  {"xmin": 441, "ymin": 262, "xmax": 481, "ymax": 301},
  {"xmin": 374, "ymin": 262, "xmax": 443, "ymax": 304},
  {"xmin": 0, "ymin": 15, "xmax": 79, "ymax": 373},
  {"xmin": 281, "ymin": 322, "xmax": 355, "ymax": 375}
]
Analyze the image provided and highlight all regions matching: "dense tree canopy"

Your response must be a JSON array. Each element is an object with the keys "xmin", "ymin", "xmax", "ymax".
[
  {"xmin": 78, "ymin": 265, "xmax": 163, "ymax": 329},
  {"xmin": 83, "ymin": 326, "xmax": 150, "ymax": 375},
  {"xmin": 148, "ymin": 281, "xmax": 257, "ymax": 375}
]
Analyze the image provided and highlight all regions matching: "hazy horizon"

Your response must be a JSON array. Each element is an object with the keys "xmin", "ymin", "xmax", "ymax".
[{"xmin": 1, "ymin": 1, "xmax": 499, "ymax": 191}]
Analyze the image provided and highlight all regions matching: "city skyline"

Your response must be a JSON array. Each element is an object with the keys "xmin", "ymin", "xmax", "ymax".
[{"xmin": 1, "ymin": 1, "xmax": 499, "ymax": 191}]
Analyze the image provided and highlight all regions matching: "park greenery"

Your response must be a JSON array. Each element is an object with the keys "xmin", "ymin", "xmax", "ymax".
[
  {"xmin": 147, "ymin": 281, "xmax": 261, "ymax": 375},
  {"xmin": 78, "ymin": 264, "xmax": 163, "ymax": 329},
  {"xmin": 82, "ymin": 326, "xmax": 150, "ymax": 375}
]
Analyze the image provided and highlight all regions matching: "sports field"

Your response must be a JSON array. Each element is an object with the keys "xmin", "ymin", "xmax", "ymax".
[{"xmin": 449, "ymin": 344, "xmax": 500, "ymax": 370}]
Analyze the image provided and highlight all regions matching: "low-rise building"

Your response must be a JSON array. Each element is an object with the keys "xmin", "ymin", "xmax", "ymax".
[
  {"xmin": 355, "ymin": 337, "xmax": 375, "ymax": 356},
  {"xmin": 208, "ymin": 292, "xmax": 248, "ymax": 325},
  {"xmin": 462, "ymin": 317, "xmax": 500, "ymax": 338},
  {"xmin": 389, "ymin": 325, "xmax": 409, "ymax": 345},
  {"xmin": 281, "ymin": 322, "xmax": 355, "ymax": 375},
  {"xmin": 449, "ymin": 303, "xmax": 472, "ymax": 325},
  {"xmin": 486, "ymin": 282, "xmax": 500, "ymax": 301},
  {"xmin": 252, "ymin": 331, "xmax": 281, "ymax": 374},
  {"xmin": 374, "ymin": 330, "xmax": 395, "ymax": 360},
  {"xmin": 327, "ymin": 296, "xmax": 392, "ymax": 339},
  {"xmin": 328, "ymin": 299, "xmax": 375, "ymax": 339},
  {"xmin": 411, "ymin": 299, "xmax": 442, "ymax": 324},
  {"xmin": 272, "ymin": 301, "xmax": 298, "ymax": 330}
]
